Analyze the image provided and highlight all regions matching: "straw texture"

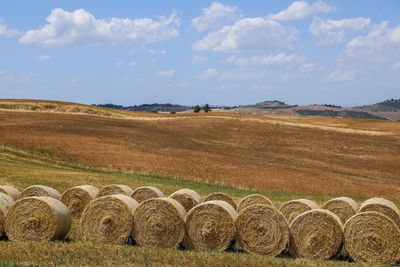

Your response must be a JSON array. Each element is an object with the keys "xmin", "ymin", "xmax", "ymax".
[
  {"xmin": 237, "ymin": 194, "xmax": 273, "ymax": 213},
  {"xmin": 344, "ymin": 211, "xmax": 400, "ymax": 263},
  {"xmin": 185, "ymin": 200, "xmax": 237, "ymax": 250},
  {"xmin": 0, "ymin": 185, "xmax": 20, "ymax": 200},
  {"xmin": 322, "ymin": 197, "xmax": 358, "ymax": 225},
  {"xmin": 169, "ymin": 189, "xmax": 201, "ymax": 212},
  {"xmin": 96, "ymin": 184, "xmax": 132, "ymax": 198},
  {"xmin": 203, "ymin": 192, "xmax": 237, "ymax": 210},
  {"xmin": 60, "ymin": 185, "xmax": 99, "ymax": 218},
  {"xmin": 5, "ymin": 196, "xmax": 71, "ymax": 241},
  {"xmin": 131, "ymin": 186, "xmax": 164, "ymax": 203},
  {"xmin": 80, "ymin": 194, "xmax": 138, "ymax": 244},
  {"xmin": 289, "ymin": 209, "xmax": 343, "ymax": 259},
  {"xmin": 19, "ymin": 185, "xmax": 61, "ymax": 200},
  {"xmin": 358, "ymin": 197, "xmax": 400, "ymax": 229},
  {"xmin": 133, "ymin": 197, "xmax": 186, "ymax": 248},
  {"xmin": 279, "ymin": 199, "xmax": 320, "ymax": 223},
  {"xmin": 235, "ymin": 204, "xmax": 289, "ymax": 256}
]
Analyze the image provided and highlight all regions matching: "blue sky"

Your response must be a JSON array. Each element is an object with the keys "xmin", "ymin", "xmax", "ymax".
[{"xmin": 0, "ymin": 1, "xmax": 399, "ymax": 106}]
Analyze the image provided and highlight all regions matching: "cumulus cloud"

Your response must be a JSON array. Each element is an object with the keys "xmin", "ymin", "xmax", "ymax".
[
  {"xmin": 224, "ymin": 53, "xmax": 303, "ymax": 65},
  {"xmin": 36, "ymin": 54, "xmax": 52, "ymax": 61},
  {"xmin": 327, "ymin": 69, "xmax": 359, "ymax": 82},
  {"xmin": 192, "ymin": 2, "xmax": 241, "ymax": 32},
  {"xmin": 199, "ymin": 68, "xmax": 219, "ymax": 79},
  {"xmin": 267, "ymin": 1, "xmax": 335, "ymax": 21},
  {"xmin": 19, "ymin": 8, "xmax": 180, "ymax": 46},
  {"xmin": 344, "ymin": 22, "xmax": 400, "ymax": 62},
  {"xmin": 192, "ymin": 55, "xmax": 207, "ymax": 64},
  {"xmin": 193, "ymin": 18, "xmax": 297, "ymax": 51},
  {"xmin": 297, "ymin": 63, "xmax": 317, "ymax": 73},
  {"xmin": 156, "ymin": 69, "xmax": 175, "ymax": 77},
  {"xmin": 0, "ymin": 21, "xmax": 18, "ymax": 37},
  {"xmin": 309, "ymin": 17, "xmax": 371, "ymax": 45}
]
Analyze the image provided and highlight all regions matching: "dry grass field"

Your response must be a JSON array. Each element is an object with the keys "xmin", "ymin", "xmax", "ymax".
[
  {"xmin": 1, "ymin": 100, "xmax": 399, "ymax": 199},
  {"xmin": 0, "ymin": 99, "xmax": 399, "ymax": 266}
]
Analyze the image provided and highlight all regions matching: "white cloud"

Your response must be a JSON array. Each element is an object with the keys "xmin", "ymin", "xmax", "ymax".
[
  {"xmin": 36, "ymin": 54, "xmax": 52, "ymax": 62},
  {"xmin": 327, "ymin": 69, "xmax": 359, "ymax": 82},
  {"xmin": 0, "ymin": 69, "xmax": 7, "ymax": 76},
  {"xmin": 297, "ymin": 63, "xmax": 317, "ymax": 73},
  {"xmin": 193, "ymin": 18, "xmax": 297, "ymax": 51},
  {"xmin": 267, "ymin": 1, "xmax": 335, "ymax": 21},
  {"xmin": 20, "ymin": 8, "xmax": 180, "ymax": 46},
  {"xmin": 191, "ymin": 2, "xmax": 241, "ymax": 32},
  {"xmin": 0, "ymin": 21, "xmax": 18, "ymax": 37},
  {"xmin": 156, "ymin": 69, "xmax": 175, "ymax": 77},
  {"xmin": 115, "ymin": 60, "xmax": 137, "ymax": 68},
  {"xmin": 147, "ymin": 48, "xmax": 167, "ymax": 54},
  {"xmin": 309, "ymin": 17, "xmax": 371, "ymax": 45},
  {"xmin": 192, "ymin": 55, "xmax": 207, "ymax": 64},
  {"xmin": 199, "ymin": 68, "xmax": 219, "ymax": 79},
  {"xmin": 391, "ymin": 62, "xmax": 400, "ymax": 72},
  {"xmin": 344, "ymin": 22, "xmax": 400, "ymax": 62},
  {"xmin": 224, "ymin": 53, "xmax": 303, "ymax": 65}
]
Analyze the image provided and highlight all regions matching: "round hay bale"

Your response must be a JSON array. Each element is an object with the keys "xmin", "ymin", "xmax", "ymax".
[
  {"xmin": 60, "ymin": 185, "xmax": 99, "ymax": 218},
  {"xmin": 279, "ymin": 199, "xmax": 320, "ymax": 224},
  {"xmin": 133, "ymin": 197, "xmax": 186, "ymax": 248},
  {"xmin": 289, "ymin": 209, "xmax": 343, "ymax": 259},
  {"xmin": 344, "ymin": 211, "xmax": 400, "ymax": 263},
  {"xmin": 322, "ymin": 197, "xmax": 358, "ymax": 225},
  {"xmin": 5, "ymin": 196, "xmax": 71, "ymax": 241},
  {"xmin": 237, "ymin": 194, "xmax": 274, "ymax": 213},
  {"xmin": 96, "ymin": 184, "xmax": 132, "ymax": 198},
  {"xmin": 0, "ymin": 185, "xmax": 20, "ymax": 200},
  {"xmin": 19, "ymin": 185, "xmax": 61, "ymax": 200},
  {"xmin": 185, "ymin": 200, "xmax": 237, "ymax": 250},
  {"xmin": 0, "ymin": 193, "xmax": 14, "ymax": 237},
  {"xmin": 169, "ymin": 189, "xmax": 201, "ymax": 212},
  {"xmin": 80, "ymin": 194, "xmax": 138, "ymax": 244},
  {"xmin": 358, "ymin": 197, "xmax": 400, "ymax": 229},
  {"xmin": 131, "ymin": 186, "xmax": 164, "ymax": 203},
  {"xmin": 203, "ymin": 192, "xmax": 237, "ymax": 210},
  {"xmin": 235, "ymin": 204, "xmax": 289, "ymax": 256}
]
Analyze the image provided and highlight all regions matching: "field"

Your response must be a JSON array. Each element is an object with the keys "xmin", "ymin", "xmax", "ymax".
[{"xmin": 0, "ymin": 100, "xmax": 399, "ymax": 266}]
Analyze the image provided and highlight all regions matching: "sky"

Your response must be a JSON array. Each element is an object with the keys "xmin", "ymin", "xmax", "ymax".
[{"xmin": 0, "ymin": 1, "xmax": 399, "ymax": 107}]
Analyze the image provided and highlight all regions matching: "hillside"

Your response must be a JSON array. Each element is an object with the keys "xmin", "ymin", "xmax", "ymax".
[{"xmin": 1, "ymin": 99, "xmax": 400, "ymax": 199}]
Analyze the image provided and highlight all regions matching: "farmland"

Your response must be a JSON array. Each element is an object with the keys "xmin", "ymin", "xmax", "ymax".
[{"xmin": 0, "ymin": 100, "xmax": 399, "ymax": 266}]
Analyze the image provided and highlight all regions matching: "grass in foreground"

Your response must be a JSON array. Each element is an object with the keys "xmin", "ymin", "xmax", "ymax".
[{"xmin": 0, "ymin": 145, "xmax": 387, "ymax": 266}]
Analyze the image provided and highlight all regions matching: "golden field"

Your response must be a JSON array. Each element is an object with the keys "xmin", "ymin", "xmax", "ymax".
[{"xmin": 0, "ymin": 99, "xmax": 399, "ymax": 266}]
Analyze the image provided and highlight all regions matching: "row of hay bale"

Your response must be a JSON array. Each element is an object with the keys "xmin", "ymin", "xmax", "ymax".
[{"xmin": 0, "ymin": 184, "xmax": 400, "ymax": 263}]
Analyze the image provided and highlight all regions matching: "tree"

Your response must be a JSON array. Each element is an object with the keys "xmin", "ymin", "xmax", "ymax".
[
  {"xmin": 202, "ymin": 104, "xmax": 210, "ymax": 113},
  {"xmin": 193, "ymin": 105, "xmax": 201, "ymax": 113}
]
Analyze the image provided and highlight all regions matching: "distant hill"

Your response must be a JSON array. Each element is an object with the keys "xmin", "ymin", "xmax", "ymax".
[
  {"xmin": 240, "ymin": 100, "xmax": 297, "ymax": 109},
  {"xmin": 94, "ymin": 103, "xmax": 192, "ymax": 113},
  {"xmin": 357, "ymin": 99, "xmax": 400, "ymax": 112}
]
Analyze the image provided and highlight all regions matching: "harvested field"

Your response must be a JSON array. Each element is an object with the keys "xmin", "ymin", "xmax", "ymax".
[{"xmin": 0, "ymin": 105, "xmax": 399, "ymax": 199}]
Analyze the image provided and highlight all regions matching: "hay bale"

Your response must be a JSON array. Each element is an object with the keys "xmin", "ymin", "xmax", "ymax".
[
  {"xmin": 185, "ymin": 200, "xmax": 237, "ymax": 250},
  {"xmin": 5, "ymin": 196, "xmax": 71, "ymax": 241},
  {"xmin": 344, "ymin": 211, "xmax": 400, "ymax": 263},
  {"xmin": 60, "ymin": 185, "xmax": 99, "ymax": 218},
  {"xmin": 0, "ymin": 193, "xmax": 14, "ymax": 237},
  {"xmin": 133, "ymin": 197, "xmax": 186, "ymax": 248},
  {"xmin": 203, "ymin": 192, "xmax": 237, "ymax": 210},
  {"xmin": 279, "ymin": 199, "xmax": 320, "ymax": 223},
  {"xmin": 235, "ymin": 204, "xmax": 289, "ymax": 256},
  {"xmin": 131, "ymin": 186, "xmax": 164, "ymax": 203},
  {"xmin": 169, "ymin": 189, "xmax": 201, "ymax": 212},
  {"xmin": 19, "ymin": 185, "xmax": 61, "ymax": 200},
  {"xmin": 0, "ymin": 185, "xmax": 20, "ymax": 200},
  {"xmin": 358, "ymin": 197, "xmax": 400, "ymax": 229},
  {"xmin": 322, "ymin": 197, "xmax": 358, "ymax": 225},
  {"xmin": 96, "ymin": 184, "xmax": 132, "ymax": 198},
  {"xmin": 80, "ymin": 194, "xmax": 138, "ymax": 244},
  {"xmin": 289, "ymin": 209, "xmax": 343, "ymax": 259},
  {"xmin": 237, "ymin": 194, "xmax": 274, "ymax": 212}
]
